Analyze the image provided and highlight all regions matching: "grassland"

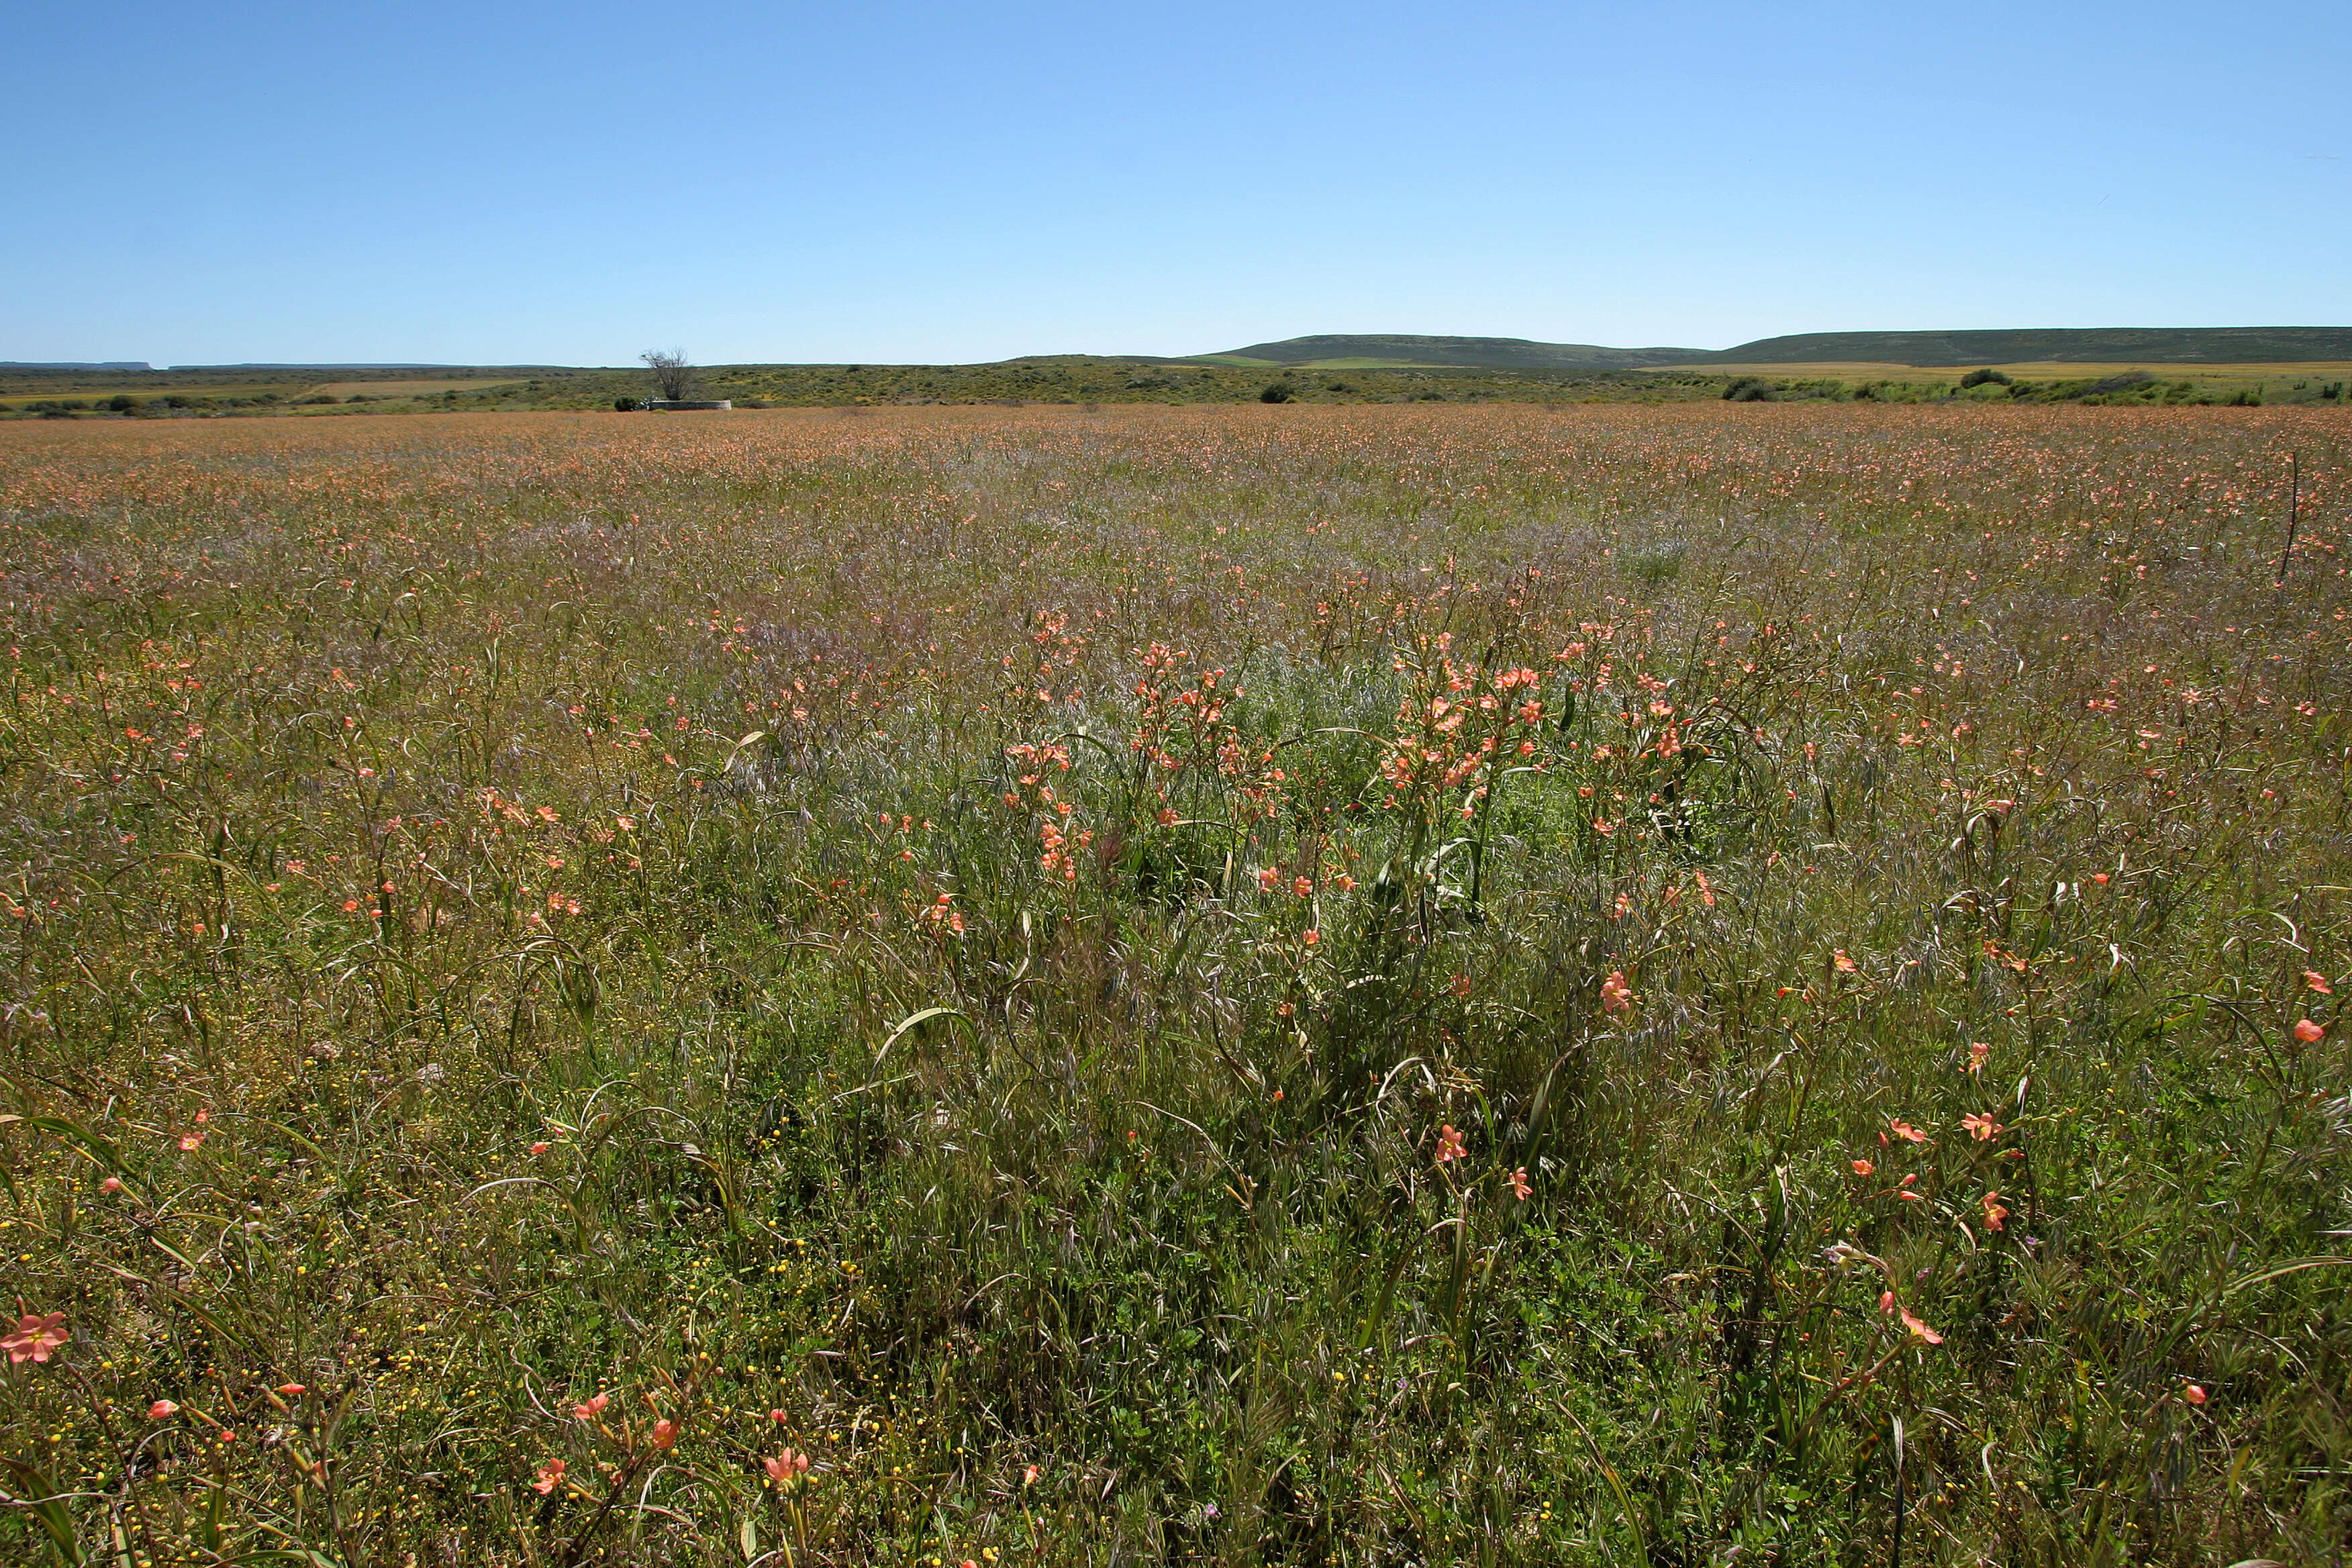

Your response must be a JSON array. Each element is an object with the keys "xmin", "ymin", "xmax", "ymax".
[
  {"xmin": 1, "ymin": 403, "xmax": 2349, "ymax": 1565},
  {"xmin": 8, "ymin": 357, "xmax": 2344, "ymax": 420},
  {"xmin": 1684, "ymin": 361, "xmax": 2352, "ymax": 391}
]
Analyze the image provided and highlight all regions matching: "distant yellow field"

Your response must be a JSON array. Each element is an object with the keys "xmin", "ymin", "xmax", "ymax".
[
  {"xmin": 0, "ymin": 383, "xmax": 276, "ymax": 403},
  {"xmin": 309, "ymin": 377, "xmax": 527, "ymax": 397},
  {"xmin": 0, "ymin": 376, "xmax": 528, "ymax": 405}
]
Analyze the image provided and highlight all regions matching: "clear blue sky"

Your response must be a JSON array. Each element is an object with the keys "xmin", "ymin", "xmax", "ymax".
[{"xmin": 5, "ymin": 1, "xmax": 2346, "ymax": 366}]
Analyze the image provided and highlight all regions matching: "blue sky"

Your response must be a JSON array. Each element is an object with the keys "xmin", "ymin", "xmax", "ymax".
[{"xmin": 5, "ymin": 1, "xmax": 2346, "ymax": 366}]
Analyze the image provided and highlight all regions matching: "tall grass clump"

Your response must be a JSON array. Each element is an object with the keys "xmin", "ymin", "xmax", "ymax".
[{"xmin": 1, "ymin": 402, "xmax": 2349, "ymax": 1565}]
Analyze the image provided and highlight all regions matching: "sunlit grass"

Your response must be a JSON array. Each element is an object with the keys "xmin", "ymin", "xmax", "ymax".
[{"xmin": 1, "ymin": 403, "xmax": 2348, "ymax": 1565}]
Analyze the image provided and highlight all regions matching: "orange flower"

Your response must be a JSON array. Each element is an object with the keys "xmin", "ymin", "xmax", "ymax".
[
  {"xmin": 1961, "ymin": 1112, "xmax": 2003, "ymax": 1142},
  {"xmin": 1449, "ymin": 973, "xmax": 1473, "ymax": 999},
  {"xmin": 1510, "ymin": 1167, "xmax": 1532, "ymax": 1201},
  {"xmin": 533, "ymin": 1458, "xmax": 567, "ymax": 1495},
  {"xmin": 2183, "ymin": 1383, "xmax": 2207, "ymax": 1406},
  {"xmin": 2305, "ymin": 971, "xmax": 2334, "ymax": 995},
  {"xmin": 571, "ymin": 1391, "xmax": 609, "ymax": 1420},
  {"xmin": 2, "ymin": 1311, "xmax": 67, "ymax": 1365},
  {"xmin": 147, "ymin": 1400, "xmax": 179, "ymax": 1419},
  {"xmin": 1900, "ymin": 1310, "xmax": 1943, "ymax": 1345},
  {"xmin": 2293, "ymin": 1018, "xmax": 2325, "ymax": 1043},
  {"xmin": 1600, "ymin": 970, "xmax": 1634, "ymax": 1016},
  {"xmin": 1832, "ymin": 950, "xmax": 1857, "ymax": 974},
  {"xmin": 1434, "ymin": 1124, "xmax": 1467, "ymax": 1164},
  {"xmin": 764, "ymin": 1449, "xmax": 810, "ymax": 1483},
  {"xmin": 1300, "ymin": 929, "xmax": 1319, "ymax": 946},
  {"xmin": 1851, "ymin": 1159, "xmax": 1873, "ymax": 1177},
  {"xmin": 1979, "ymin": 1191, "xmax": 2008, "ymax": 1231},
  {"xmin": 1965, "ymin": 1041, "xmax": 1989, "ymax": 1075},
  {"xmin": 530, "ymin": 1141, "xmax": 550, "ymax": 1156},
  {"xmin": 650, "ymin": 1418, "xmax": 679, "ymax": 1449},
  {"xmin": 1888, "ymin": 1119, "xmax": 1928, "ymax": 1144},
  {"xmin": 179, "ymin": 1130, "xmax": 205, "ymax": 1152}
]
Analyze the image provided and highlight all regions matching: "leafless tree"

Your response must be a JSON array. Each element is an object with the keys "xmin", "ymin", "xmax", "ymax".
[{"xmin": 640, "ymin": 348, "xmax": 695, "ymax": 401}]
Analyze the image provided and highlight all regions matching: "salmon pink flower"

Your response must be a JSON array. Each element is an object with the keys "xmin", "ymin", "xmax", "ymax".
[
  {"xmin": 1961, "ymin": 1112, "xmax": 2002, "ymax": 1142},
  {"xmin": 571, "ymin": 1391, "xmax": 609, "ymax": 1420},
  {"xmin": 3, "ymin": 1311, "xmax": 67, "ymax": 1365},
  {"xmin": 2305, "ymin": 971, "xmax": 2333, "ymax": 995},
  {"xmin": 650, "ymin": 1418, "xmax": 679, "ymax": 1449},
  {"xmin": 1510, "ymin": 1167, "xmax": 1532, "ymax": 1201},
  {"xmin": 1889, "ymin": 1119, "xmax": 1928, "ymax": 1144},
  {"xmin": 148, "ymin": 1400, "xmax": 179, "ymax": 1419},
  {"xmin": 2183, "ymin": 1383, "xmax": 2207, "ymax": 1406},
  {"xmin": 1851, "ymin": 1159, "xmax": 1873, "ymax": 1177},
  {"xmin": 1434, "ymin": 1124, "xmax": 1466, "ymax": 1164},
  {"xmin": 1900, "ymin": 1310, "xmax": 1943, "ymax": 1345},
  {"xmin": 1965, "ymin": 1041, "xmax": 1989, "ymax": 1076},
  {"xmin": 533, "ymin": 1458, "xmax": 567, "ymax": 1494},
  {"xmin": 101, "ymin": 1176, "xmax": 124, "ymax": 1193},
  {"xmin": 2293, "ymin": 1018, "xmax": 2325, "ymax": 1043},
  {"xmin": 1979, "ymin": 1191, "xmax": 2008, "ymax": 1231},
  {"xmin": 764, "ymin": 1449, "xmax": 810, "ymax": 1483},
  {"xmin": 1600, "ymin": 971, "xmax": 1633, "ymax": 1016}
]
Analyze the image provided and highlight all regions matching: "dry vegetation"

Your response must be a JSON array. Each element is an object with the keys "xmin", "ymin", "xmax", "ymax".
[{"xmin": 1, "ymin": 403, "xmax": 2349, "ymax": 1565}]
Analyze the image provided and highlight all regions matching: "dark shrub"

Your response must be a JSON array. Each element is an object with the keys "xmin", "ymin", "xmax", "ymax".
[
  {"xmin": 614, "ymin": 396, "xmax": 640, "ymax": 412},
  {"xmin": 1722, "ymin": 377, "xmax": 1777, "ymax": 402},
  {"xmin": 106, "ymin": 393, "xmax": 142, "ymax": 412},
  {"xmin": 2091, "ymin": 371, "xmax": 2154, "ymax": 395},
  {"xmin": 1259, "ymin": 383, "xmax": 1293, "ymax": 403},
  {"xmin": 1959, "ymin": 367, "xmax": 2012, "ymax": 389}
]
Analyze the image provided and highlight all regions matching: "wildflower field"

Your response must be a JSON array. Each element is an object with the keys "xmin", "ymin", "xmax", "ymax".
[{"xmin": 2, "ymin": 403, "xmax": 2349, "ymax": 1566}]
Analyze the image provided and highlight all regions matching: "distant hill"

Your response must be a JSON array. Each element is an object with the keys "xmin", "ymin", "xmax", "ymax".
[
  {"xmin": 1203, "ymin": 335, "xmax": 1716, "ymax": 370},
  {"xmin": 1708, "ymin": 327, "xmax": 2352, "ymax": 366},
  {"xmin": 1202, "ymin": 328, "xmax": 2352, "ymax": 371},
  {"xmin": 166, "ymin": 362, "xmax": 466, "ymax": 371},
  {"xmin": 1, "ymin": 360, "xmax": 152, "ymax": 371}
]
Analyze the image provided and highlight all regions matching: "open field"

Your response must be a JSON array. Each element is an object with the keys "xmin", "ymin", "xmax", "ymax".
[
  {"xmin": 1679, "ymin": 360, "xmax": 2352, "ymax": 389},
  {"xmin": 1, "ymin": 403, "xmax": 2349, "ymax": 1565},
  {"xmin": 308, "ymin": 379, "xmax": 530, "ymax": 399}
]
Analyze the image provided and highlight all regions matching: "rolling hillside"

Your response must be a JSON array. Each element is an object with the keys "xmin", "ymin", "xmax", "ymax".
[
  {"xmin": 1710, "ymin": 326, "xmax": 2352, "ymax": 365},
  {"xmin": 1206, "ymin": 327, "xmax": 2352, "ymax": 369},
  {"xmin": 1203, "ymin": 334, "xmax": 1717, "ymax": 369}
]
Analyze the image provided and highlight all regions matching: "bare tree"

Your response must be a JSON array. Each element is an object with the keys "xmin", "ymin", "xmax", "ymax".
[{"xmin": 639, "ymin": 348, "xmax": 695, "ymax": 401}]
